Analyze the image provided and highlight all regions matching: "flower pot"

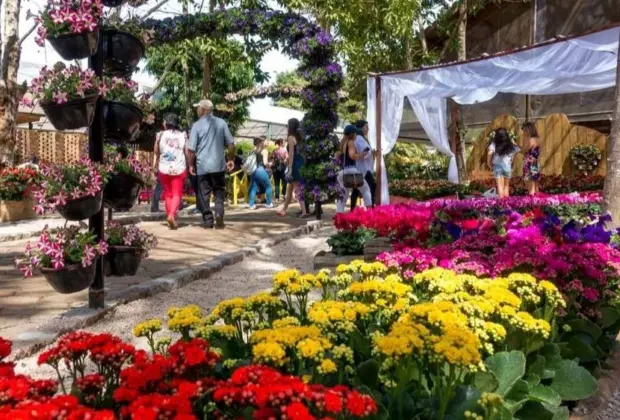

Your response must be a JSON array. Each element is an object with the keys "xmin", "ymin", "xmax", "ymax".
[
  {"xmin": 104, "ymin": 172, "xmax": 143, "ymax": 211},
  {"xmin": 0, "ymin": 197, "xmax": 35, "ymax": 223},
  {"xmin": 40, "ymin": 94, "xmax": 98, "ymax": 131},
  {"xmin": 56, "ymin": 192, "xmax": 103, "ymax": 221},
  {"xmin": 47, "ymin": 31, "xmax": 98, "ymax": 60},
  {"xmin": 102, "ymin": 28, "xmax": 145, "ymax": 77},
  {"xmin": 41, "ymin": 263, "xmax": 96, "ymax": 294},
  {"xmin": 103, "ymin": 101, "xmax": 143, "ymax": 143},
  {"xmin": 105, "ymin": 246, "xmax": 142, "ymax": 277}
]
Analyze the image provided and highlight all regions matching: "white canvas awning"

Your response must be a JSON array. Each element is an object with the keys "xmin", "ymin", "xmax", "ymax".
[{"xmin": 367, "ymin": 25, "xmax": 620, "ymax": 204}]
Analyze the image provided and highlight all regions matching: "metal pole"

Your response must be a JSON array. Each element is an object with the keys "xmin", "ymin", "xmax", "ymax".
[
  {"xmin": 375, "ymin": 76, "xmax": 382, "ymax": 204},
  {"xmin": 88, "ymin": 32, "xmax": 105, "ymax": 309}
]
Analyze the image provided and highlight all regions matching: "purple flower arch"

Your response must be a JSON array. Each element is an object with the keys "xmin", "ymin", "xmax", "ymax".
[{"xmin": 142, "ymin": 8, "xmax": 344, "ymax": 201}]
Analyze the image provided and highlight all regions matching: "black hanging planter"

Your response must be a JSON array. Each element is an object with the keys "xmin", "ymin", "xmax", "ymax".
[
  {"xmin": 102, "ymin": 28, "xmax": 145, "ymax": 77},
  {"xmin": 104, "ymin": 172, "xmax": 143, "ymax": 211},
  {"xmin": 104, "ymin": 246, "xmax": 142, "ymax": 277},
  {"xmin": 102, "ymin": 0, "xmax": 127, "ymax": 6},
  {"xmin": 40, "ymin": 94, "xmax": 98, "ymax": 131},
  {"xmin": 47, "ymin": 31, "xmax": 99, "ymax": 60},
  {"xmin": 41, "ymin": 263, "xmax": 97, "ymax": 294},
  {"xmin": 57, "ymin": 192, "xmax": 103, "ymax": 221},
  {"xmin": 103, "ymin": 101, "xmax": 143, "ymax": 143}
]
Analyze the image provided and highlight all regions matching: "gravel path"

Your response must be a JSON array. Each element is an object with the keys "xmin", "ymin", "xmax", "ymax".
[{"xmin": 13, "ymin": 227, "xmax": 333, "ymax": 378}]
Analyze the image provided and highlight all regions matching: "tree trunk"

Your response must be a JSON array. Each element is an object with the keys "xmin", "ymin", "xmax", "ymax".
[
  {"xmin": 200, "ymin": 0, "xmax": 216, "ymax": 99},
  {"xmin": 183, "ymin": 62, "xmax": 193, "ymax": 127},
  {"xmin": 418, "ymin": 16, "xmax": 428, "ymax": 58},
  {"xmin": 603, "ymin": 29, "xmax": 620, "ymax": 223},
  {"xmin": 0, "ymin": 0, "xmax": 21, "ymax": 167},
  {"xmin": 450, "ymin": 0, "xmax": 468, "ymax": 183},
  {"xmin": 403, "ymin": 37, "xmax": 413, "ymax": 70}
]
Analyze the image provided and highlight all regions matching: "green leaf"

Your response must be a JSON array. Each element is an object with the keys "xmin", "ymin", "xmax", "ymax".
[
  {"xmin": 474, "ymin": 371, "xmax": 499, "ymax": 393},
  {"xmin": 527, "ymin": 355, "xmax": 546, "ymax": 377},
  {"xmin": 565, "ymin": 335, "xmax": 598, "ymax": 363},
  {"xmin": 515, "ymin": 402, "xmax": 569, "ymax": 420},
  {"xmin": 505, "ymin": 380, "xmax": 530, "ymax": 413},
  {"xmin": 528, "ymin": 384, "xmax": 562, "ymax": 406},
  {"xmin": 525, "ymin": 374, "xmax": 540, "ymax": 385},
  {"xmin": 445, "ymin": 385, "xmax": 482, "ymax": 419},
  {"xmin": 549, "ymin": 360, "xmax": 598, "ymax": 401},
  {"xmin": 566, "ymin": 319, "xmax": 602, "ymax": 341},
  {"xmin": 356, "ymin": 359, "xmax": 380, "ymax": 390},
  {"xmin": 601, "ymin": 307, "xmax": 620, "ymax": 329},
  {"xmin": 485, "ymin": 351, "xmax": 526, "ymax": 397}
]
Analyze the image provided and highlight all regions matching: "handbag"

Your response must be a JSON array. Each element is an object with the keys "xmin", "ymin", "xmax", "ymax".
[{"xmin": 343, "ymin": 171, "xmax": 364, "ymax": 189}]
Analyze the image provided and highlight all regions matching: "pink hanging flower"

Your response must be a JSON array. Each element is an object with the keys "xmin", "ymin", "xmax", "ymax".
[{"xmin": 53, "ymin": 91, "xmax": 68, "ymax": 104}]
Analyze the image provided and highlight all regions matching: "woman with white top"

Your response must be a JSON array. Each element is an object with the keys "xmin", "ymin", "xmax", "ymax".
[
  {"xmin": 154, "ymin": 113, "xmax": 188, "ymax": 229},
  {"xmin": 336, "ymin": 125, "xmax": 372, "ymax": 213}
]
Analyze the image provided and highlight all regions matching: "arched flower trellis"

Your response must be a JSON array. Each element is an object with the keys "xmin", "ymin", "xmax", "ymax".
[{"xmin": 142, "ymin": 8, "xmax": 344, "ymax": 202}]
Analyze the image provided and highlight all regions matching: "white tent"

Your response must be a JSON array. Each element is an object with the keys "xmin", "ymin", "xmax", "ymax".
[{"xmin": 367, "ymin": 25, "xmax": 620, "ymax": 204}]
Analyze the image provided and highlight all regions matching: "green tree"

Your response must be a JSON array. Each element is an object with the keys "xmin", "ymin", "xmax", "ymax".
[{"xmin": 272, "ymin": 70, "xmax": 306, "ymax": 110}]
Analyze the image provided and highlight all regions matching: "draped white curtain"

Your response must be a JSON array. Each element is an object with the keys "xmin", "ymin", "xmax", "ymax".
[{"xmin": 367, "ymin": 26, "xmax": 620, "ymax": 203}]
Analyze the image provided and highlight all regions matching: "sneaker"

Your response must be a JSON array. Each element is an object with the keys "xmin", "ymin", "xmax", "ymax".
[
  {"xmin": 214, "ymin": 214, "xmax": 225, "ymax": 229},
  {"xmin": 249, "ymin": 205, "xmax": 257, "ymax": 210},
  {"xmin": 265, "ymin": 203, "xmax": 274, "ymax": 209}
]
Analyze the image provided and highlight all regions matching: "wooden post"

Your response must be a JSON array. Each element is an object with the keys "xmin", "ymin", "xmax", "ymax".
[{"xmin": 374, "ymin": 76, "xmax": 382, "ymax": 204}]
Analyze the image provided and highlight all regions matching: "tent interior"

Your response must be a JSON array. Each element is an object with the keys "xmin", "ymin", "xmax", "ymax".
[{"xmin": 368, "ymin": 25, "xmax": 619, "ymax": 204}]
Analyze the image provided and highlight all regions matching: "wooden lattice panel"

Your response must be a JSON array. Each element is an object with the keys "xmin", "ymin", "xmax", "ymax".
[
  {"xmin": 16, "ymin": 129, "xmax": 28, "ymax": 161},
  {"xmin": 37, "ymin": 131, "xmax": 56, "ymax": 163},
  {"xmin": 64, "ymin": 134, "xmax": 83, "ymax": 163}
]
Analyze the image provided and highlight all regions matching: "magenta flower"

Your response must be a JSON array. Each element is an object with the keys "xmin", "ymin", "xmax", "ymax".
[{"xmin": 53, "ymin": 91, "xmax": 68, "ymax": 104}]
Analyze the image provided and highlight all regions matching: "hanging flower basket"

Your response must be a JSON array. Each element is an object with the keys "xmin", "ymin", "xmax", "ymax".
[
  {"xmin": 104, "ymin": 246, "xmax": 142, "ymax": 276},
  {"xmin": 47, "ymin": 31, "xmax": 99, "ymax": 61},
  {"xmin": 102, "ymin": 28, "xmax": 145, "ymax": 77},
  {"xmin": 57, "ymin": 191, "xmax": 103, "ymax": 221},
  {"xmin": 103, "ymin": 100, "xmax": 143, "ymax": 143},
  {"xmin": 40, "ymin": 93, "xmax": 98, "ymax": 131},
  {"xmin": 103, "ymin": 172, "xmax": 143, "ymax": 211},
  {"xmin": 40, "ymin": 263, "xmax": 97, "ymax": 294},
  {"xmin": 102, "ymin": 0, "xmax": 127, "ymax": 6}
]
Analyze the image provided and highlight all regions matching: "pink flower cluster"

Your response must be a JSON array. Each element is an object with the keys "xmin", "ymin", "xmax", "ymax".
[
  {"xmin": 35, "ymin": 0, "xmax": 103, "ymax": 46},
  {"xmin": 335, "ymin": 192, "xmax": 602, "ymax": 239},
  {"xmin": 27, "ymin": 63, "xmax": 100, "ymax": 105},
  {"xmin": 32, "ymin": 158, "xmax": 105, "ymax": 215},
  {"xmin": 378, "ymin": 227, "xmax": 620, "ymax": 319},
  {"xmin": 16, "ymin": 227, "xmax": 108, "ymax": 277},
  {"xmin": 105, "ymin": 221, "xmax": 157, "ymax": 257},
  {"xmin": 100, "ymin": 77, "xmax": 139, "ymax": 103}
]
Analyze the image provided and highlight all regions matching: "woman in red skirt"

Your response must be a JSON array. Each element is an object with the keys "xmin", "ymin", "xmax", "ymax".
[{"xmin": 154, "ymin": 113, "xmax": 187, "ymax": 229}]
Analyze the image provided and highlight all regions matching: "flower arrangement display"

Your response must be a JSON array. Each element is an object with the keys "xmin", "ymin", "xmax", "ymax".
[
  {"xmin": 467, "ymin": 174, "xmax": 605, "ymax": 196},
  {"xmin": 31, "ymin": 158, "xmax": 108, "ymax": 215},
  {"xmin": 26, "ymin": 63, "xmax": 101, "ymax": 105},
  {"xmin": 0, "ymin": 167, "xmax": 41, "ymax": 201},
  {"xmin": 15, "ymin": 226, "xmax": 108, "ymax": 277},
  {"xmin": 101, "ymin": 77, "xmax": 139, "ymax": 104},
  {"xmin": 570, "ymin": 144, "xmax": 602, "ymax": 175},
  {"xmin": 104, "ymin": 147, "xmax": 152, "ymax": 184},
  {"xmin": 34, "ymin": 0, "xmax": 103, "ymax": 46},
  {"xmin": 389, "ymin": 179, "xmax": 471, "ymax": 201},
  {"xmin": 105, "ymin": 221, "xmax": 156, "ymax": 256}
]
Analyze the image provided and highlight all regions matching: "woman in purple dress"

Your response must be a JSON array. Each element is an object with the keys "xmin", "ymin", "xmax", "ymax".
[{"xmin": 522, "ymin": 122, "xmax": 541, "ymax": 195}]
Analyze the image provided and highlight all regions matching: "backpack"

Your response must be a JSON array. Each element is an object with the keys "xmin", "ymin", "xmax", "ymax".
[{"xmin": 242, "ymin": 152, "xmax": 258, "ymax": 176}]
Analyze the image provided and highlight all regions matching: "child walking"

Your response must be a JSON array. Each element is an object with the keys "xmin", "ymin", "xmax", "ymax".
[{"xmin": 487, "ymin": 128, "xmax": 520, "ymax": 198}]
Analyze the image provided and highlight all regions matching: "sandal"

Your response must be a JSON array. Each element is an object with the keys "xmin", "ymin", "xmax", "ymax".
[{"xmin": 276, "ymin": 210, "xmax": 287, "ymax": 217}]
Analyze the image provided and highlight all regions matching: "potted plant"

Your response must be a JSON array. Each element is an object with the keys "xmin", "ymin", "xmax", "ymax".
[
  {"xmin": 35, "ymin": 0, "xmax": 103, "ymax": 60},
  {"xmin": 0, "ymin": 167, "xmax": 41, "ymax": 222},
  {"xmin": 32, "ymin": 158, "xmax": 108, "ymax": 220},
  {"xmin": 101, "ymin": 18, "xmax": 152, "ymax": 77},
  {"xmin": 101, "ymin": 77, "xmax": 143, "ymax": 142},
  {"xmin": 570, "ymin": 144, "xmax": 602, "ymax": 176},
  {"xmin": 27, "ymin": 63, "xmax": 101, "ymax": 130},
  {"xmin": 16, "ymin": 226, "xmax": 108, "ymax": 294},
  {"xmin": 104, "ymin": 221, "xmax": 156, "ymax": 276},
  {"xmin": 103, "ymin": 148, "xmax": 152, "ymax": 211}
]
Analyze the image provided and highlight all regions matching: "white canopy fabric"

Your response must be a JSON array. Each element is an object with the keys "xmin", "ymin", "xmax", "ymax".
[{"xmin": 367, "ymin": 26, "xmax": 620, "ymax": 204}]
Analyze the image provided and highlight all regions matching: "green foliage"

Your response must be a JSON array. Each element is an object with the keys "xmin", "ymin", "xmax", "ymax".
[
  {"xmin": 272, "ymin": 71, "xmax": 306, "ymax": 110},
  {"xmin": 327, "ymin": 228, "xmax": 376, "ymax": 256},
  {"xmin": 386, "ymin": 142, "xmax": 449, "ymax": 181}
]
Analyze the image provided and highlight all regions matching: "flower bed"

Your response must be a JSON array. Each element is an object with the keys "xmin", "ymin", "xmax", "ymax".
[
  {"xmin": 1, "ymin": 258, "xmax": 599, "ymax": 419},
  {"xmin": 0, "ymin": 167, "xmax": 41, "ymax": 222}
]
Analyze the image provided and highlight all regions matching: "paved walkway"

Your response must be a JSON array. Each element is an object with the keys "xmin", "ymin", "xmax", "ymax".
[{"xmin": 0, "ymin": 207, "xmax": 332, "ymax": 344}]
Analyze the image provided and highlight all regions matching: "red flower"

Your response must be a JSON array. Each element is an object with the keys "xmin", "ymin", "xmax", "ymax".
[
  {"xmin": 0, "ymin": 338, "xmax": 11, "ymax": 360},
  {"xmin": 285, "ymin": 402, "xmax": 314, "ymax": 420}
]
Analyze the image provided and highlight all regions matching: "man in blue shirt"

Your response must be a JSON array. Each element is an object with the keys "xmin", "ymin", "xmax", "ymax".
[
  {"xmin": 350, "ymin": 120, "xmax": 376, "ymax": 209},
  {"xmin": 187, "ymin": 99, "xmax": 235, "ymax": 229}
]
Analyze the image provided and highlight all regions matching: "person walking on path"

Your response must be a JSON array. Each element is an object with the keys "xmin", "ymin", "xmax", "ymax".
[
  {"xmin": 187, "ymin": 99, "xmax": 235, "ymax": 229},
  {"xmin": 154, "ymin": 113, "xmax": 188, "ymax": 230},
  {"xmin": 522, "ymin": 122, "xmax": 541, "ymax": 196},
  {"xmin": 277, "ymin": 118, "xmax": 308, "ymax": 218},
  {"xmin": 247, "ymin": 137, "xmax": 273, "ymax": 210},
  {"xmin": 272, "ymin": 138, "xmax": 288, "ymax": 201},
  {"xmin": 350, "ymin": 120, "xmax": 376, "ymax": 210},
  {"xmin": 336, "ymin": 125, "xmax": 373, "ymax": 213}
]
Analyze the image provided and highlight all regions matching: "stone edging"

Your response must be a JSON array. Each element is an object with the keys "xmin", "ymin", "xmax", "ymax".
[
  {"xmin": 570, "ymin": 338, "xmax": 620, "ymax": 420},
  {"xmin": 11, "ymin": 220, "xmax": 325, "ymax": 360}
]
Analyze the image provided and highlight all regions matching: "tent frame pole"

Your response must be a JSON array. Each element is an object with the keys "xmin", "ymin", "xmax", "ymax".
[{"xmin": 375, "ymin": 75, "xmax": 382, "ymax": 204}]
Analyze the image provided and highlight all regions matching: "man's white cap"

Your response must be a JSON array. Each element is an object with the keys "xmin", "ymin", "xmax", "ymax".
[{"xmin": 193, "ymin": 99, "xmax": 214, "ymax": 109}]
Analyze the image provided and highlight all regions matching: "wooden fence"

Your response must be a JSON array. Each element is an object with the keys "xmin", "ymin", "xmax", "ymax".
[{"xmin": 466, "ymin": 113, "xmax": 608, "ymax": 178}]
